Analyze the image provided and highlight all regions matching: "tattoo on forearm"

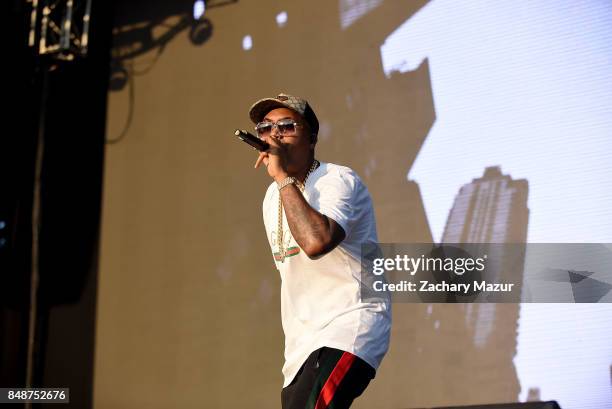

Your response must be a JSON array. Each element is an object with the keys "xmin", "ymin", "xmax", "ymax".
[{"xmin": 280, "ymin": 185, "xmax": 329, "ymax": 252}]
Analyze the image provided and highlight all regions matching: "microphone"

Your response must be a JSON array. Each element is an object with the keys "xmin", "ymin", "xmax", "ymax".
[{"xmin": 234, "ymin": 129, "xmax": 270, "ymax": 152}]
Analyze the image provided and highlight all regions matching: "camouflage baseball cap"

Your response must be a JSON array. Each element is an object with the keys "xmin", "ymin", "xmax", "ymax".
[{"xmin": 249, "ymin": 93, "xmax": 319, "ymax": 137}]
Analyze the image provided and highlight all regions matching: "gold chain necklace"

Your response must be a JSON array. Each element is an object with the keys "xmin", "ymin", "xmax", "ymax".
[{"xmin": 277, "ymin": 159, "xmax": 320, "ymax": 262}]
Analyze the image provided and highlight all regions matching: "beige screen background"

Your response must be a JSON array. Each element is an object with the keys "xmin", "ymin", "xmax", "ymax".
[{"xmin": 94, "ymin": 1, "xmax": 612, "ymax": 408}]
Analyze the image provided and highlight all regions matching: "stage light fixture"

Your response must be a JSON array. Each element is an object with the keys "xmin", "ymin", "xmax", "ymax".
[
  {"xmin": 242, "ymin": 35, "xmax": 252, "ymax": 51},
  {"xmin": 193, "ymin": 0, "xmax": 206, "ymax": 20},
  {"xmin": 276, "ymin": 11, "xmax": 288, "ymax": 27}
]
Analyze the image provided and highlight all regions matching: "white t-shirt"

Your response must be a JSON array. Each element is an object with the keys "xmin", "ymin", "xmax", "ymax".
[{"xmin": 262, "ymin": 162, "xmax": 391, "ymax": 387}]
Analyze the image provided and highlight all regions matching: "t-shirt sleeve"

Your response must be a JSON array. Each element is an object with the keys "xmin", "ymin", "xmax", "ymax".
[{"xmin": 316, "ymin": 170, "xmax": 356, "ymax": 238}]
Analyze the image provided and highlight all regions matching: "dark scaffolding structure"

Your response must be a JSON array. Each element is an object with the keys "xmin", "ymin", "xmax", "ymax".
[{"xmin": 1, "ymin": 1, "xmax": 113, "ymax": 407}]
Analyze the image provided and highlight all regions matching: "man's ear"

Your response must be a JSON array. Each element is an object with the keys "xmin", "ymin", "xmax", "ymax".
[{"xmin": 310, "ymin": 133, "xmax": 317, "ymax": 147}]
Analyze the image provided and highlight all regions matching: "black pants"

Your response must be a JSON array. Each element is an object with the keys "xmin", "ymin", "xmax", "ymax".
[{"xmin": 281, "ymin": 347, "xmax": 376, "ymax": 409}]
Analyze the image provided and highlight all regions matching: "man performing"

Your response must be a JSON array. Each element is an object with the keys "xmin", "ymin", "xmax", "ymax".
[{"xmin": 250, "ymin": 93, "xmax": 391, "ymax": 409}]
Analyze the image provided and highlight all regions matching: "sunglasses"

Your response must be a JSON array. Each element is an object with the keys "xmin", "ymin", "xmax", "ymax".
[{"xmin": 255, "ymin": 118, "xmax": 302, "ymax": 138}]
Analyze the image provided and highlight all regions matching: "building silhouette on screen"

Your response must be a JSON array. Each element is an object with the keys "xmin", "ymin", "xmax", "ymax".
[
  {"xmin": 424, "ymin": 166, "xmax": 529, "ymax": 402},
  {"xmin": 442, "ymin": 166, "xmax": 529, "ymax": 243}
]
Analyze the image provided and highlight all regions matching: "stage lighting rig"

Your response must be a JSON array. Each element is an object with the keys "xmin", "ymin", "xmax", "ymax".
[{"xmin": 26, "ymin": 0, "xmax": 93, "ymax": 60}]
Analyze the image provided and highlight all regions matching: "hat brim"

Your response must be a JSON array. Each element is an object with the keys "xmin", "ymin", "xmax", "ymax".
[{"xmin": 249, "ymin": 98, "xmax": 300, "ymax": 124}]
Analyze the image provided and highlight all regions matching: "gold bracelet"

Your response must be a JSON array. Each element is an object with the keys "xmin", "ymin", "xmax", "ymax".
[{"xmin": 277, "ymin": 176, "xmax": 297, "ymax": 191}]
